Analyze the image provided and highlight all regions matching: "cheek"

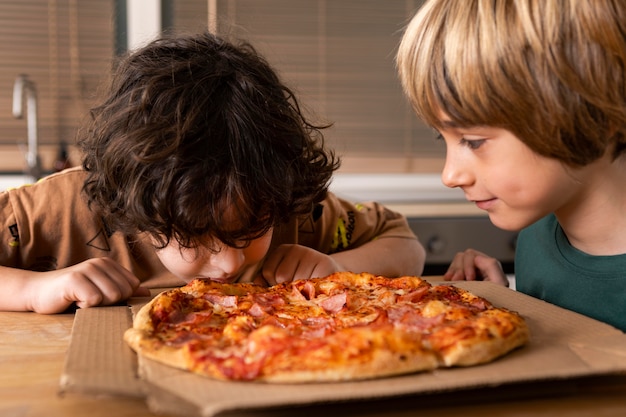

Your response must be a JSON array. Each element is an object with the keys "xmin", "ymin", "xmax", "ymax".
[
  {"xmin": 492, "ymin": 159, "xmax": 574, "ymax": 225},
  {"xmin": 244, "ymin": 234, "xmax": 272, "ymax": 262},
  {"xmin": 491, "ymin": 150, "xmax": 558, "ymax": 198},
  {"xmin": 155, "ymin": 247, "xmax": 198, "ymax": 279}
]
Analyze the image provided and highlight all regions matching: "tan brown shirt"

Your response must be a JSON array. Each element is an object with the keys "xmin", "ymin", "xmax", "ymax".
[{"xmin": 0, "ymin": 167, "xmax": 417, "ymax": 287}]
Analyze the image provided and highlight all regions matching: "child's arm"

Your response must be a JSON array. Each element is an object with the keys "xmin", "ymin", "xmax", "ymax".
[
  {"xmin": 261, "ymin": 236, "xmax": 425, "ymax": 285},
  {"xmin": 443, "ymin": 248, "xmax": 509, "ymax": 286},
  {"xmin": 0, "ymin": 258, "xmax": 149, "ymax": 314},
  {"xmin": 260, "ymin": 195, "xmax": 426, "ymax": 285},
  {"xmin": 331, "ymin": 235, "xmax": 425, "ymax": 277}
]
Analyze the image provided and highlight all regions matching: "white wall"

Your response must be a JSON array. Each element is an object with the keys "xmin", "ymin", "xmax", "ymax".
[{"xmin": 126, "ymin": 0, "xmax": 161, "ymax": 50}]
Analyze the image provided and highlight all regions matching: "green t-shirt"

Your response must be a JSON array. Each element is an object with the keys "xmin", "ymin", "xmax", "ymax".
[{"xmin": 516, "ymin": 214, "xmax": 626, "ymax": 332}]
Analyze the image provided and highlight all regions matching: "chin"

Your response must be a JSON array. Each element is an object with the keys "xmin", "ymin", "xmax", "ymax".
[{"xmin": 487, "ymin": 215, "xmax": 527, "ymax": 232}]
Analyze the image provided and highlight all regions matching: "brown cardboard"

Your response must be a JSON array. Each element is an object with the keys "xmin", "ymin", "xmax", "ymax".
[
  {"xmin": 60, "ymin": 306, "xmax": 146, "ymax": 398},
  {"xmin": 60, "ymin": 281, "xmax": 626, "ymax": 417}
]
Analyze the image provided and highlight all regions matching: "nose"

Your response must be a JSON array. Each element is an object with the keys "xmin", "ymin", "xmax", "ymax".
[
  {"xmin": 441, "ymin": 150, "xmax": 473, "ymax": 189},
  {"xmin": 210, "ymin": 246, "xmax": 246, "ymax": 276}
]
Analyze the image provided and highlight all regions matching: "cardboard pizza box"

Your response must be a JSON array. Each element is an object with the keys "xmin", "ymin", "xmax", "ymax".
[{"xmin": 60, "ymin": 281, "xmax": 626, "ymax": 417}]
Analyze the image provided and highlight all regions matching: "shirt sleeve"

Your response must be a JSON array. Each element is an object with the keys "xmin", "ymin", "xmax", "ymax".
[
  {"xmin": 0, "ymin": 190, "xmax": 21, "ymax": 268},
  {"xmin": 296, "ymin": 192, "xmax": 417, "ymax": 254},
  {"xmin": 0, "ymin": 168, "xmax": 177, "ymax": 285}
]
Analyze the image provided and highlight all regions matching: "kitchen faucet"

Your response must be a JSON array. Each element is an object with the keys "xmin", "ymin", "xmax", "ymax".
[{"xmin": 12, "ymin": 74, "xmax": 42, "ymax": 180}]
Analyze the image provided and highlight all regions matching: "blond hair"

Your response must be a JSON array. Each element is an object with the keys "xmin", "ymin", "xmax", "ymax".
[{"xmin": 397, "ymin": 0, "xmax": 626, "ymax": 166}]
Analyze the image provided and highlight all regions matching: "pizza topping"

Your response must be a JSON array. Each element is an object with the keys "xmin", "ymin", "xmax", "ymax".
[
  {"xmin": 204, "ymin": 293, "xmax": 238, "ymax": 308},
  {"xmin": 125, "ymin": 272, "xmax": 530, "ymax": 383},
  {"xmin": 397, "ymin": 286, "xmax": 429, "ymax": 303},
  {"xmin": 290, "ymin": 285, "xmax": 308, "ymax": 301},
  {"xmin": 258, "ymin": 315, "xmax": 289, "ymax": 330},
  {"xmin": 319, "ymin": 291, "xmax": 347, "ymax": 313},
  {"xmin": 467, "ymin": 297, "xmax": 489, "ymax": 311},
  {"xmin": 299, "ymin": 280, "xmax": 317, "ymax": 300},
  {"xmin": 247, "ymin": 303, "xmax": 267, "ymax": 317},
  {"xmin": 300, "ymin": 320, "xmax": 332, "ymax": 338},
  {"xmin": 343, "ymin": 306, "xmax": 384, "ymax": 326},
  {"xmin": 252, "ymin": 292, "xmax": 286, "ymax": 307}
]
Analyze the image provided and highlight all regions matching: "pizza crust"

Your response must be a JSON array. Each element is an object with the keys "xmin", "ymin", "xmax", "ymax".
[
  {"xmin": 437, "ymin": 313, "xmax": 530, "ymax": 367},
  {"xmin": 124, "ymin": 327, "xmax": 189, "ymax": 370},
  {"xmin": 259, "ymin": 348, "xmax": 439, "ymax": 383},
  {"xmin": 128, "ymin": 291, "xmax": 161, "ymax": 333}
]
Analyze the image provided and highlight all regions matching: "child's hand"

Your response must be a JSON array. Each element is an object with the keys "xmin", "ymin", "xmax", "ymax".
[
  {"xmin": 443, "ymin": 249, "xmax": 509, "ymax": 287},
  {"xmin": 261, "ymin": 244, "xmax": 342, "ymax": 285},
  {"xmin": 28, "ymin": 257, "xmax": 150, "ymax": 314}
]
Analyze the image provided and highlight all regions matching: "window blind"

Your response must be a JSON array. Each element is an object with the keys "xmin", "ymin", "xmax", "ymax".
[
  {"xmin": 0, "ymin": 0, "xmax": 444, "ymax": 173},
  {"xmin": 175, "ymin": 0, "xmax": 445, "ymax": 173},
  {"xmin": 0, "ymin": 0, "xmax": 113, "ymax": 170}
]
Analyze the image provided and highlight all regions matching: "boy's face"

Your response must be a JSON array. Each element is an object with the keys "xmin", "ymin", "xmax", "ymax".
[
  {"xmin": 154, "ymin": 229, "xmax": 273, "ymax": 284},
  {"xmin": 436, "ymin": 121, "xmax": 584, "ymax": 232}
]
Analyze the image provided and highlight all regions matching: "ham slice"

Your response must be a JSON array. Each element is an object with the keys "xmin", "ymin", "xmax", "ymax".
[{"xmin": 320, "ymin": 292, "xmax": 347, "ymax": 313}]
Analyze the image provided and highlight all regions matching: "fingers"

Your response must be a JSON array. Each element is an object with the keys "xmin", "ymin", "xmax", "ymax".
[
  {"xmin": 262, "ymin": 245, "xmax": 308, "ymax": 285},
  {"xmin": 64, "ymin": 258, "xmax": 144, "ymax": 309},
  {"xmin": 473, "ymin": 255, "xmax": 509, "ymax": 286},
  {"xmin": 25, "ymin": 258, "xmax": 147, "ymax": 314},
  {"xmin": 259, "ymin": 248, "xmax": 284, "ymax": 286},
  {"xmin": 461, "ymin": 251, "xmax": 480, "ymax": 281},
  {"xmin": 443, "ymin": 250, "xmax": 479, "ymax": 281},
  {"xmin": 133, "ymin": 286, "xmax": 152, "ymax": 297},
  {"xmin": 261, "ymin": 245, "xmax": 338, "ymax": 285},
  {"xmin": 252, "ymin": 274, "xmax": 270, "ymax": 287},
  {"xmin": 443, "ymin": 249, "xmax": 507, "ymax": 286}
]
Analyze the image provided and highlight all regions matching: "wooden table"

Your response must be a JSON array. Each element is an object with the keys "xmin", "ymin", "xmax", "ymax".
[{"xmin": 2, "ymin": 310, "xmax": 626, "ymax": 417}]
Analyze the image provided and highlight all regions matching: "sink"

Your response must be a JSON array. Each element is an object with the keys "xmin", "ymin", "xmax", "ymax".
[{"xmin": 0, "ymin": 174, "xmax": 35, "ymax": 191}]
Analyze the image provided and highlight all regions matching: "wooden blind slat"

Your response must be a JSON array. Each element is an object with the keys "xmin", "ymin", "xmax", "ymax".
[{"xmin": 0, "ymin": 0, "xmax": 113, "ymax": 156}]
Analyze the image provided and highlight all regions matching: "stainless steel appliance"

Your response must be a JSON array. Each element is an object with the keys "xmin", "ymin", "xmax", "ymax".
[{"xmin": 408, "ymin": 216, "xmax": 516, "ymax": 275}]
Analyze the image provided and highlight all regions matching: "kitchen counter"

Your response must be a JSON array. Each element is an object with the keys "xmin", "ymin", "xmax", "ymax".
[
  {"xmin": 2, "ymin": 300, "xmax": 626, "ymax": 417},
  {"xmin": 385, "ymin": 201, "xmax": 486, "ymax": 218},
  {"xmin": 329, "ymin": 173, "xmax": 486, "ymax": 218}
]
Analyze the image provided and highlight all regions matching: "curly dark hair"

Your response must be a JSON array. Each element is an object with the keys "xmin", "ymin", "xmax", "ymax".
[{"xmin": 78, "ymin": 31, "xmax": 340, "ymax": 250}]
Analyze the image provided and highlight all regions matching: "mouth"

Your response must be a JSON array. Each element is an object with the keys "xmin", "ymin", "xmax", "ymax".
[
  {"xmin": 196, "ymin": 276, "xmax": 239, "ymax": 284},
  {"xmin": 472, "ymin": 198, "xmax": 497, "ymax": 210}
]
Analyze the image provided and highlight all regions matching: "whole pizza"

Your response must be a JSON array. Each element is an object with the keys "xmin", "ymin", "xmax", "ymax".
[{"xmin": 124, "ymin": 272, "xmax": 529, "ymax": 383}]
